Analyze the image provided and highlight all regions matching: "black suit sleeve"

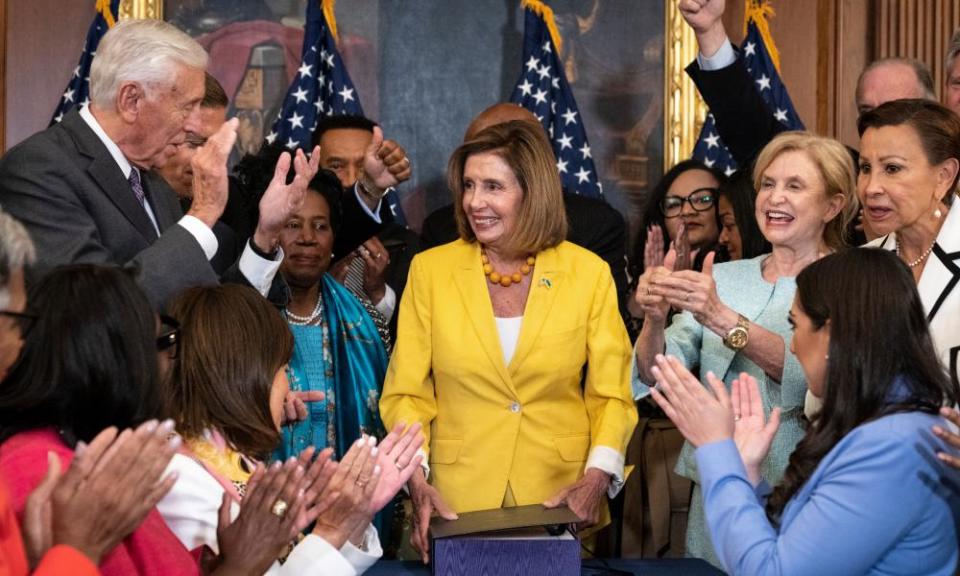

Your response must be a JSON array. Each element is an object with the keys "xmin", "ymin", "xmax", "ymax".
[
  {"xmin": 419, "ymin": 204, "xmax": 459, "ymax": 250},
  {"xmin": 686, "ymin": 50, "xmax": 787, "ymax": 166},
  {"xmin": 333, "ymin": 183, "xmax": 394, "ymax": 263}
]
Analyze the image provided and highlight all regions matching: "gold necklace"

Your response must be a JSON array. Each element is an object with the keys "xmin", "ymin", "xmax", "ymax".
[{"xmin": 481, "ymin": 249, "xmax": 535, "ymax": 287}]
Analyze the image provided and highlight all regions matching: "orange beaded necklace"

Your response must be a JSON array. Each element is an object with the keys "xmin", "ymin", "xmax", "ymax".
[{"xmin": 481, "ymin": 248, "xmax": 535, "ymax": 288}]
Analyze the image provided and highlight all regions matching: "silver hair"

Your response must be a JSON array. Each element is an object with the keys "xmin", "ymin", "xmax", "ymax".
[
  {"xmin": 948, "ymin": 29, "xmax": 960, "ymax": 76},
  {"xmin": 89, "ymin": 19, "xmax": 208, "ymax": 108},
  {"xmin": 0, "ymin": 210, "xmax": 36, "ymax": 310}
]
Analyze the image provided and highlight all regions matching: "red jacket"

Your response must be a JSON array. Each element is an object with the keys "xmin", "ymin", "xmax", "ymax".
[{"xmin": 0, "ymin": 429, "xmax": 199, "ymax": 576}]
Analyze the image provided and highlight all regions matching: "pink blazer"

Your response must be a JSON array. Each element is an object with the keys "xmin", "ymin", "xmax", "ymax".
[{"xmin": 0, "ymin": 428, "xmax": 200, "ymax": 576}]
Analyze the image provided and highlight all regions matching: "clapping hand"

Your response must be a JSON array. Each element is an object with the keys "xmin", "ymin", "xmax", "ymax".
[
  {"xmin": 372, "ymin": 422, "xmax": 424, "ymax": 511},
  {"xmin": 730, "ymin": 373, "xmax": 780, "ymax": 485},
  {"xmin": 933, "ymin": 407, "xmax": 960, "ymax": 469},
  {"xmin": 188, "ymin": 118, "xmax": 240, "ymax": 228},
  {"xmin": 648, "ymin": 354, "xmax": 734, "ymax": 447}
]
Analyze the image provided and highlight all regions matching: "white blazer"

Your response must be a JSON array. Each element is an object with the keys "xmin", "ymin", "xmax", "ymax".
[
  {"xmin": 870, "ymin": 203, "xmax": 960, "ymax": 385},
  {"xmin": 157, "ymin": 454, "xmax": 381, "ymax": 576}
]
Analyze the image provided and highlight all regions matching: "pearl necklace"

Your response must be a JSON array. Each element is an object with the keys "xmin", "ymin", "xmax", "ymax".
[
  {"xmin": 895, "ymin": 237, "xmax": 936, "ymax": 268},
  {"xmin": 285, "ymin": 295, "xmax": 323, "ymax": 325},
  {"xmin": 481, "ymin": 249, "xmax": 535, "ymax": 288}
]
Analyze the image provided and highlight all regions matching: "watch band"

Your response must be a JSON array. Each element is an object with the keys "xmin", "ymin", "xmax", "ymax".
[{"xmin": 723, "ymin": 314, "xmax": 750, "ymax": 350}]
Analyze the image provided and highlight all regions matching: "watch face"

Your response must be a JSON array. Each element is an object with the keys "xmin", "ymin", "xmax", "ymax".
[{"xmin": 727, "ymin": 328, "xmax": 748, "ymax": 350}]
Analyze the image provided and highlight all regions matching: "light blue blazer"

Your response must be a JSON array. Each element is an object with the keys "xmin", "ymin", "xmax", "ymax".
[
  {"xmin": 696, "ymin": 410, "xmax": 960, "ymax": 575},
  {"xmin": 632, "ymin": 255, "xmax": 807, "ymax": 485}
]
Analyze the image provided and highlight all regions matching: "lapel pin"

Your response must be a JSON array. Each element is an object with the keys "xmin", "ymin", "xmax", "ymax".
[{"xmin": 538, "ymin": 278, "xmax": 552, "ymax": 289}]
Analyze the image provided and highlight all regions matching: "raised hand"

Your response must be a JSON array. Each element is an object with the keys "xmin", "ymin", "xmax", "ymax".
[
  {"xmin": 188, "ymin": 118, "xmax": 239, "ymax": 228},
  {"xmin": 357, "ymin": 237, "xmax": 390, "ymax": 304},
  {"xmin": 649, "ymin": 355, "xmax": 734, "ymax": 447},
  {"xmin": 678, "ymin": 0, "xmax": 728, "ymax": 59},
  {"xmin": 729, "ymin": 373, "xmax": 780, "ymax": 485},
  {"xmin": 360, "ymin": 127, "xmax": 410, "ymax": 198},
  {"xmin": 254, "ymin": 145, "xmax": 322, "ymax": 254}
]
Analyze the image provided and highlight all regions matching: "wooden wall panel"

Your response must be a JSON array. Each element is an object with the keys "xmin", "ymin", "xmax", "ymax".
[
  {"xmin": 875, "ymin": 0, "xmax": 960, "ymax": 102},
  {"xmin": 4, "ymin": 0, "xmax": 92, "ymax": 150}
]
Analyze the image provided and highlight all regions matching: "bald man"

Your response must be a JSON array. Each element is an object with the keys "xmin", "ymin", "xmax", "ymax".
[{"xmin": 421, "ymin": 103, "xmax": 630, "ymax": 323}]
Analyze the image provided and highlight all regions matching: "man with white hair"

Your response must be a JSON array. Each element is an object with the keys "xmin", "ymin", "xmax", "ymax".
[
  {"xmin": 0, "ymin": 19, "xmax": 313, "ymax": 307},
  {"xmin": 0, "ymin": 209, "xmax": 34, "ymax": 381}
]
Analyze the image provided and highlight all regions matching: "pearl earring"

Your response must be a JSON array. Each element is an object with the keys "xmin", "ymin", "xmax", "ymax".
[{"xmin": 934, "ymin": 208, "xmax": 943, "ymax": 219}]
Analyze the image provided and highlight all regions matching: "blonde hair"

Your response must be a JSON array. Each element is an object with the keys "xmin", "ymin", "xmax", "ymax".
[
  {"xmin": 448, "ymin": 120, "xmax": 567, "ymax": 254},
  {"xmin": 753, "ymin": 131, "xmax": 858, "ymax": 250}
]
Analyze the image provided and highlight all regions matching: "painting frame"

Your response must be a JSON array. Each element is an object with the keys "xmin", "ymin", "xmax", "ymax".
[{"xmin": 122, "ymin": 0, "xmax": 703, "ymax": 174}]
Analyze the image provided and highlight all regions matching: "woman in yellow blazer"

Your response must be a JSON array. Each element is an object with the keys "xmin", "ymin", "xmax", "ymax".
[{"xmin": 379, "ymin": 120, "xmax": 637, "ymax": 563}]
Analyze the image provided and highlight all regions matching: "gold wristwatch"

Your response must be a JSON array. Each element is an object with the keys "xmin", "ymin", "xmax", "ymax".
[{"xmin": 723, "ymin": 314, "xmax": 750, "ymax": 350}]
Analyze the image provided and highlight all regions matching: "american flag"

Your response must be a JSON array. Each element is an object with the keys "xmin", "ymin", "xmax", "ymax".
[
  {"xmin": 50, "ymin": 0, "xmax": 119, "ymax": 126},
  {"xmin": 509, "ymin": 0, "xmax": 602, "ymax": 198},
  {"xmin": 267, "ymin": 0, "xmax": 405, "ymax": 223},
  {"xmin": 692, "ymin": 18, "xmax": 804, "ymax": 175}
]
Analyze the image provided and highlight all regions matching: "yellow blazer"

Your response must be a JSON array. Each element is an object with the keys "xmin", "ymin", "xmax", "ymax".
[{"xmin": 380, "ymin": 239, "xmax": 637, "ymax": 513}]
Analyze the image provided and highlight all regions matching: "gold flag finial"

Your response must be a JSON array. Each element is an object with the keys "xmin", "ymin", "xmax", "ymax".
[
  {"xmin": 743, "ymin": 0, "xmax": 781, "ymax": 72},
  {"xmin": 521, "ymin": 0, "xmax": 563, "ymax": 56}
]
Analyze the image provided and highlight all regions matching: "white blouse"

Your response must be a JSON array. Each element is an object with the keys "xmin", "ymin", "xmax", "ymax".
[{"xmin": 158, "ymin": 454, "xmax": 382, "ymax": 576}]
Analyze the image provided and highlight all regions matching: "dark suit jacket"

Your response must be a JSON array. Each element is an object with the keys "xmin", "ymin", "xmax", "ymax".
[
  {"xmin": 686, "ymin": 49, "xmax": 860, "ymax": 167},
  {"xmin": 420, "ymin": 193, "xmax": 629, "ymax": 321},
  {"xmin": 0, "ymin": 110, "xmax": 221, "ymax": 308}
]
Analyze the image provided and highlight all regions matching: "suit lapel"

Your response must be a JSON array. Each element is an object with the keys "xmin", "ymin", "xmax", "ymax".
[
  {"xmin": 452, "ymin": 243, "xmax": 514, "ymax": 391},
  {"xmin": 62, "ymin": 111, "xmax": 159, "ymax": 242},
  {"xmin": 919, "ymin": 205, "xmax": 960, "ymax": 322},
  {"xmin": 509, "ymin": 245, "xmax": 564, "ymax": 373}
]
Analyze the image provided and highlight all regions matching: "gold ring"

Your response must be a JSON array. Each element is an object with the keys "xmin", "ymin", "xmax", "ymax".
[
  {"xmin": 375, "ymin": 252, "xmax": 382, "ymax": 259},
  {"xmin": 271, "ymin": 499, "xmax": 289, "ymax": 518}
]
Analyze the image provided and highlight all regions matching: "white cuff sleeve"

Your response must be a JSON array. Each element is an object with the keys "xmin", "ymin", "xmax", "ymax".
[
  {"xmin": 374, "ymin": 284, "xmax": 396, "ymax": 322},
  {"xmin": 239, "ymin": 243, "xmax": 283, "ymax": 297},
  {"xmin": 403, "ymin": 447, "xmax": 431, "ymax": 495},
  {"xmin": 353, "ymin": 183, "xmax": 383, "ymax": 224},
  {"xmin": 282, "ymin": 534, "xmax": 357, "ymax": 576},
  {"xmin": 586, "ymin": 446, "xmax": 626, "ymax": 499},
  {"xmin": 339, "ymin": 524, "xmax": 382, "ymax": 574},
  {"xmin": 697, "ymin": 39, "xmax": 736, "ymax": 71},
  {"xmin": 177, "ymin": 215, "xmax": 218, "ymax": 261}
]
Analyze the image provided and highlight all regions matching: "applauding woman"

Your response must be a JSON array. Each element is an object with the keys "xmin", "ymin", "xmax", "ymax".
[
  {"xmin": 649, "ymin": 248, "xmax": 960, "ymax": 575},
  {"xmin": 381, "ymin": 120, "xmax": 636, "ymax": 562},
  {"xmin": 157, "ymin": 284, "xmax": 422, "ymax": 576},
  {"xmin": 632, "ymin": 131, "xmax": 856, "ymax": 565}
]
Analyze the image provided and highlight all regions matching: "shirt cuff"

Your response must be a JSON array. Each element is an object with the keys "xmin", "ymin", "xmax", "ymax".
[
  {"xmin": 586, "ymin": 445, "xmax": 626, "ymax": 498},
  {"xmin": 374, "ymin": 284, "xmax": 396, "ymax": 321},
  {"xmin": 695, "ymin": 438, "xmax": 747, "ymax": 490},
  {"xmin": 284, "ymin": 534, "xmax": 357, "ymax": 576},
  {"xmin": 403, "ymin": 446, "xmax": 431, "ymax": 495},
  {"xmin": 239, "ymin": 241, "xmax": 283, "ymax": 297},
  {"xmin": 697, "ymin": 39, "xmax": 736, "ymax": 71},
  {"xmin": 353, "ymin": 183, "xmax": 384, "ymax": 224},
  {"xmin": 177, "ymin": 215, "xmax": 218, "ymax": 261},
  {"xmin": 340, "ymin": 524, "xmax": 382, "ymax": 573}
]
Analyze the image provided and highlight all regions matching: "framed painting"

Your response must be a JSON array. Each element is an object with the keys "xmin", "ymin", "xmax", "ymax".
[{"xmin": 121, "ymin": 0, "xmax": 704, "ymax": 244}]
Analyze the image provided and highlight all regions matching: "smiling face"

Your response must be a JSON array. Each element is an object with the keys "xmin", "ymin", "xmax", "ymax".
[
  {"xmin": 755, "ymin": 150, "xmax": 843, "ymax": 251},
  {"xmin": 279, "ymin": 190, "xmax": 334, "ymax": 289},
  {"xmin": 857, "ymin": 124, "xmax": 952, "ymax": 237},
  {"xmin": 661, "ymin": 169, "xmax": 721, "ymax": 250},
  {"xmin": 319, "ymin": 128, "xmax": 371, "ymax": 187},
  {"xmin": 788, "ymin": 297, "xmax": 831, "ymax": 398},
  {"xmin": 461, "ymin": 152, "xmax": 524, "ymax": 254}
]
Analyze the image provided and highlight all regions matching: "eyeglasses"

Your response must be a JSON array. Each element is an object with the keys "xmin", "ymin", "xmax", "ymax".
[
  {"xmin": 659, "ymin": 188, "xmax": 718, "ymax": 218},
  {"xmin": 157, "ymin": 315, "xmax": 180, "ymax": 358},
  {"xmin": 0, "ymin": 309, "xmax": 37, "ymax": 335}
]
